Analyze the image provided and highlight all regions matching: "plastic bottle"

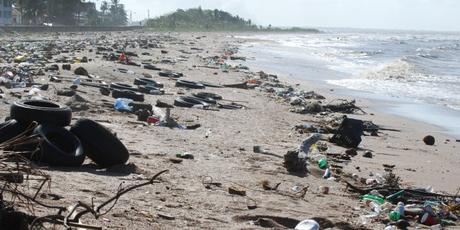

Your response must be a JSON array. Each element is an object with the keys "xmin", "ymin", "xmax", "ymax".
[
  {"xmin": 395, "ymin": 202, "xmax": 405, "ymax": 216},
  {"xmin": 388, "ymin": 202, "xmax": 405, "ymax": 221},
  {"xmin": 73, "ymin": 77, "xmax": 81, "ymax": 85},
  {"xmin": 318, "ymin": 158, "xmax": 327, "ymax": 169},
  {"xmin": 323, "ymin": 168, "xmax": 331, "ymax": 178},
  {"xmin": 362, "ymin": 194, "xmax": 385, "ymax": 205},
  {"xmin": 386, "ymin": 190, "xmax": 405, "ymax": 201},
  {"xmin": 369, "ymin": 201, "xmax": 382, "ymax": 214}
]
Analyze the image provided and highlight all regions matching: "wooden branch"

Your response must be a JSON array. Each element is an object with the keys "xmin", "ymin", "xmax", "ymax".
[{"xmin": 72, "ymin": 170, "xmax": 169, "ymax": 221}]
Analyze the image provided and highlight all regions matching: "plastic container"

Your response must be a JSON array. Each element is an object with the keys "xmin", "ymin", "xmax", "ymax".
[
  {"xmin": 389, "ymin": 211, "xmax": 401, "ymax": 221},
  {"xmin": 362, "ymin": 194, "xmax": 385, "ymax": 205}
]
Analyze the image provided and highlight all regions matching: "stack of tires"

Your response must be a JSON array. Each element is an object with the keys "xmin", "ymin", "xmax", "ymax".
[{"xmin": 1, "ymin": 100, "xmax": 129, "ymax": 168}]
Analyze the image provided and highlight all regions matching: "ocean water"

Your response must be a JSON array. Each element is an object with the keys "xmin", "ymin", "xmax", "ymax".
[{"xmin": 237, "ymin": 29, "xmax": 460, "ymax": 137}]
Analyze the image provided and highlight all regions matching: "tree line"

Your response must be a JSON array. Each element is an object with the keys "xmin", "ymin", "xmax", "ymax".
[
  {"xmin": 147, "ymin": 8, "xmax": 259, "ymax": 31},
  {"xmin": 14, "ymin": 0, "xmax": 127, "ymax": 26},
  {"xmin": 146, "ymin": 7, "xmax": 320, "ymax": 33}
]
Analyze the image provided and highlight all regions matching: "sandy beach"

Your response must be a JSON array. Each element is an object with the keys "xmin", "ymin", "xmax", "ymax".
[{"xmin": 1, "ymin": 31, "xmax": 459, "ymax": 229}]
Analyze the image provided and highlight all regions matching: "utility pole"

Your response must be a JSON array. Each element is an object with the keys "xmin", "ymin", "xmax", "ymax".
[{"xmin": 148, "ymin": 10, "xmax": 150, "ymax": 19}]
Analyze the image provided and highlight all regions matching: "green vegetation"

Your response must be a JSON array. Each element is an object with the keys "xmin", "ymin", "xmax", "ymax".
[
  {"xmin": 147, "ymin": 7, "xmax": 320, "ymax": 32},
  {"xmin": 14, "ymin": 0, "xmax": 127, "ymax": 26},
  {"xmin": 147, "ymin": 8, "xmax": 257, "ymax": 31}
]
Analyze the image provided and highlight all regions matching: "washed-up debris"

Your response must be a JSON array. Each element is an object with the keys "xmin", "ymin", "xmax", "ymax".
[
  {"xmin": 423, "ymin": 135, "xmax": 436, "ymax": 145},
  {"xmin": 363, "ymin": 151, "xmax": 373, "ymax": 158},
  {"xmin": 324, "ymin": 99, "xmax": 366, "ymax": 114},
  {"xmin": 176, "ymin": 152, "xmax": 194, "ymax": 159},
  {"xmin": 295, "ymin": 219, "xmax": 320, "ymax": 230},
  {"xmin": 284, "ymin": 150, "xmax": 307, "ymax": 174},
  {"xmin": 330, "ymin": 118, "xmax": 364, "ymax": 148},
  {"xmin": 261, "ymin": 180, "xmax": 281, "ymax": 191},
  {"xmin": 74, "ymin": 67, "xmax": 89, "ymax": 76},
  {"xmin": 228, "ymin": 186, "xmax": 246, "ymax": 196}
]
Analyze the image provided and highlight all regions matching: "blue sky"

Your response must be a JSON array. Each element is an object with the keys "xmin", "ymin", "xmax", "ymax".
[{"xmin": 99, "ymin": 0, "xmax": 460, "ymax": 31}]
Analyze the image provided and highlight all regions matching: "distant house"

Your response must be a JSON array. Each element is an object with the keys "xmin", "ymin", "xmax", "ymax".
[{"xmin": 0, "ymin": 0, "xmax": 13, "ymax": 25}]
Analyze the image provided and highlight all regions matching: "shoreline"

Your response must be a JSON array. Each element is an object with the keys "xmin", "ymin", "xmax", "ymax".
[{"xmin": 232, "ymin": 35, "xmax": 460, "ymax": 193}]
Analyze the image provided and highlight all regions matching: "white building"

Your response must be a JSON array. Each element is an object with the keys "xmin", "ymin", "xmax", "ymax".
[{"xmin": 0, "ymin": 0, "xmax": 13, "ymax": 25}]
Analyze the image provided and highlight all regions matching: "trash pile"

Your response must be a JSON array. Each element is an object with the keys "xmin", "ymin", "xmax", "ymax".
[
  {"xmin": 282, "ymin": 116, "xmax": 460, "ymax": 229},
  {"xmin": 345, "ymin": 172, "xmax": 460, "ymax": 229}
]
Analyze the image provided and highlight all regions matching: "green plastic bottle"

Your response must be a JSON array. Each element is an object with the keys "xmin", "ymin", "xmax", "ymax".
[
  {"xmin": 362, "ymin": 194, "xmax": 385, "ymax": 205},
  {"xmin": 318, "ymin": 159, "xmax": 327, "ymax": 169}
]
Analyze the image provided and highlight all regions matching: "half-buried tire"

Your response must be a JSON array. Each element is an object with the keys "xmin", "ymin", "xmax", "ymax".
[
  {"xmin": 70, "ymin": 119, "xmax": 129, "ymax": 168},
  {"xmin": 134, "ymin": 78, "xmax": 164, "ymax": 88},
  {"xmin": 31, "ymin": 125, "xmax": 85, "ymax": 167},
  {"xmin": 174, "ymin": 96, "xmax": 209, "ymax": 108},
  {"xmin": 0, "ymin": 119, "xmax": 27, "ymax": 144},
  {"xmin": 10, "ymin": 100, "xmax": 72, "ymax": 127},
  {"xmin": 112, "ymin": 89, "xmax": 145, "ymax": 102},
  {"xmin": 175, "ymin": 80, "xmax": 205, "ymax": 89}
]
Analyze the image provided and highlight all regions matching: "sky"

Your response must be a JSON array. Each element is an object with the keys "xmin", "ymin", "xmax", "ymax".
[{"xmin": 96, "ymin": 0, "xmax": 460, "ymax": 31}]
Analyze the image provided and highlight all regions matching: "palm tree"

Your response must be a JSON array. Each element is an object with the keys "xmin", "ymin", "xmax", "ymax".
[{"xmin": 100, "ymin": 1, "xmax": 108, "ymax": 15}]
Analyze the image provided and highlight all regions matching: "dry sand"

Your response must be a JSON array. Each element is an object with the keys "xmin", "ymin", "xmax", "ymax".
[{"xmin": 0, "ymin": 31, "xmax": 459, "ymax": 229}]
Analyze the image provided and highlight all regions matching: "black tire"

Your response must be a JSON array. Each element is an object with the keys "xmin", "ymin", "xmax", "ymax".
[
  {"xmin": 193, "ymin": 92, "xmax": 223, "ymax": 100},
  {"xmin": 70, "ymin": 119, "xmax": 129, "ymax": 168},
  {"xmin": 144, "ymin": 64, "xmax": 161, "ymax": 71},
  {"xmin": 31, "ymin": 125, "xmax": 85, "ymax": 167},
  {"xmin": 198, "ymin": 81, "xmax": 223, "ymax": 88},
  {"xmin": 110, "ymin": 82, "xmax": 137, "ymax": 91},
  {"xmin": 174, "ymin": 96, "xmax": 209, "ymax": 108},
  {"xmin": 190, "ymin": 96, "xmax": 216, "ymax": 104},
  {"xmin": 10, "ymin": 100, "xmax": 72, "ymax": 127},
  {"xmin": 159, "ymin": 71, "xmax": 182, "ymax": 78},
  {"xmin": 138, "ymin": 85, "xmax": 164, "ymax": 95},
  {"xmin": 175, "ymin": 80, "xmax": 205, "ymax": 89},
  {"xmin": 217, "ymin": 103, "xmax": 244, "ymax": 110},
  {"xmin": 133, "ymin": 78, "xmax": 164, "ymax": 88},
  {"xmin": 112, "ymin": 89, "xmax": 145, "ymax": 102},
  {"xmin": 0, "ymin": 120, "xmax": 27, "ymax": 144}
]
